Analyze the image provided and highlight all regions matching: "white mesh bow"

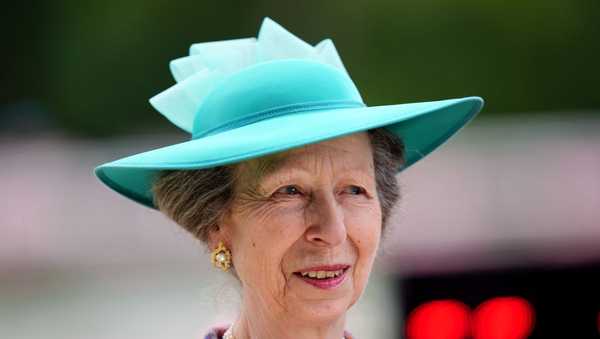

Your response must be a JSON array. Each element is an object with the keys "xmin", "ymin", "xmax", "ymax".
[{"xmin": 149, "ymin": 17, "xmax": 349, "ymax": 134}]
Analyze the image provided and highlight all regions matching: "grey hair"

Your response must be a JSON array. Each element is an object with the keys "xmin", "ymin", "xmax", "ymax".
[{"xmin": 151, "ymin": 127, "xmax": 405, "ymax": 243}]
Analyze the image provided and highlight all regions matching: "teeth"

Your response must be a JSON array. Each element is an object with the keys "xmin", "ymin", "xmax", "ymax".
[{"xmin": 299, "ymin": 269, "xmax": 345, "ymax": 279}]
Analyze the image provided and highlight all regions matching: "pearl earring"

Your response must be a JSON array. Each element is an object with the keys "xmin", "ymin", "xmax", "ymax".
[{"xmin": 211, "ymin": 241, "xmax": 232, "ymax": 272}]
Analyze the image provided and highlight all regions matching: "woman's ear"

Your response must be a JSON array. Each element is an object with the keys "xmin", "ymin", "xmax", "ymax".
[{"xmin": 207, "ymin": 212, "xmax": 233, "ymax": 251}]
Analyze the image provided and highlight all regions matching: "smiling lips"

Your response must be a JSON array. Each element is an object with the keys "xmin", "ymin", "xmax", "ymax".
[{"xmin": 294, "ymin": 264, "xmax": 350, "ymax": 289}]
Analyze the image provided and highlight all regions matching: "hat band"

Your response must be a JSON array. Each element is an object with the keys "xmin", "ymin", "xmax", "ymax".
[{"xmin": 192, "ymin": 99, "xmax": 365, "ymax": 139}]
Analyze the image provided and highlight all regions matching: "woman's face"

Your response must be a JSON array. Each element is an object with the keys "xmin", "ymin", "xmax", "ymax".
[{"xmin": 217, "ymin": 132, "xmax": 382, "ymax": 323}]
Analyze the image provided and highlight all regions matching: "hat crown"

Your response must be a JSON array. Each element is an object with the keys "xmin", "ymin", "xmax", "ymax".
[
  {"xmin": 191, "ymin": 59, "xmax": 364, "ymax": 139},
  {"xmin": 148, "ymin": 17, "xmax": 356, "ymax": 134}
]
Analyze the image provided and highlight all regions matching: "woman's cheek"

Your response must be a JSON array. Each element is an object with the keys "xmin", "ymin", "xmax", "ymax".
[
  {"xmin": 248, "ymin": 203, "xmax": 306, "ymax": 259},
  {"xmin": 348, "ymin": 203, "xmax": 382, "ymax": 302},
  {"xmin": 351, "ymin": 236, "xmax": 379, "ymax": 305},
  {"xmin": 346, "ymin": 202, "xmax": 382, "ymax": 244}
]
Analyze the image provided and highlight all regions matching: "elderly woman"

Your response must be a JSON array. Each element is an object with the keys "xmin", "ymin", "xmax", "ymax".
[{"xmin": 95, "ymin": 18, "xmax": 483, "ymax": 339}]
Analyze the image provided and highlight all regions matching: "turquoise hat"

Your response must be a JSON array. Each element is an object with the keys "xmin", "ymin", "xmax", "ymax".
[{"xmin": 94, "ymin": 17, "xmax": 484, "ymax": 209}]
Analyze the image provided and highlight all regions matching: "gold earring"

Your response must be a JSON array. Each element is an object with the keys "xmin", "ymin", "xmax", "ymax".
[{"xmin": 211, "ymin": 241, "xmax": 232, "ymax": 272}]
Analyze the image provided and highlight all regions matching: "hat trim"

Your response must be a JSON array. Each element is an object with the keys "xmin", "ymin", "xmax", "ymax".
[{"xmin": 193, "ymin": 99, "xmax": 365, "ymax": 138}]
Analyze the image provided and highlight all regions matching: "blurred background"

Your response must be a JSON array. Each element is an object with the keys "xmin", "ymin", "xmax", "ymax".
[{"xmin": 1, "ymin": 1, "xmax": 599, "ymax": 338}]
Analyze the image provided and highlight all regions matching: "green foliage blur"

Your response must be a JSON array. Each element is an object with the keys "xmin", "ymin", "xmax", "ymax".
[{"xmin": 3, "ymin": 0, "xmax": 599, "ymax": 137}]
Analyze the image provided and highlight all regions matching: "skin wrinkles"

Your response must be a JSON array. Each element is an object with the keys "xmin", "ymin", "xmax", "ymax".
[{"xmin": 210, "ymin": 132, "xmax": 382, "ymax": 339}]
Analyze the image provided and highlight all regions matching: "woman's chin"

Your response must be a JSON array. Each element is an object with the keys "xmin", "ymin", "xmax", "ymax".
[{"xmin": 285, "ymin": 271, "xmax": 356, "ymax": 322}]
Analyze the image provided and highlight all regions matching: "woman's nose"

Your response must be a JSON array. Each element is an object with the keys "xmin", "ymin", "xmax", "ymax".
[{"xmin": 304, "ymin": 191, "xmax": 347, "ymax": 247}]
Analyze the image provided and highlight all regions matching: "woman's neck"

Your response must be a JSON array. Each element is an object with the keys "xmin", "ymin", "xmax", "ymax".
[{"xmin": 231, "ymin": 298, "xmax": 347, "ymax": 339}]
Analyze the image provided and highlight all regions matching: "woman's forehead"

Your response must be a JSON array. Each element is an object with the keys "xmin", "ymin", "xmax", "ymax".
[{"xmin": 235, "ymin": 133, "xmax": 373, "ymax": 185}]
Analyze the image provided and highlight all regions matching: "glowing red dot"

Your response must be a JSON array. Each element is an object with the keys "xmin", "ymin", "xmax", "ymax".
[
  {"xmin": 472, "ymin": 296, "xmax": 535, "ymax": 339},
  {"xmin": 406, "ymin": 299, "xmax": 471, "ymax": 339}
]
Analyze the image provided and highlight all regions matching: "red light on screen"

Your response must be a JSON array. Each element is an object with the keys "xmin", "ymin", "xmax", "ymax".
[
  {"xmin": 472, "ymin": 296, "xmax": 535, "ymax": 339},
  {"xmin": 406, "ymin": 300, "xmax": 471, "ymax": 339}
]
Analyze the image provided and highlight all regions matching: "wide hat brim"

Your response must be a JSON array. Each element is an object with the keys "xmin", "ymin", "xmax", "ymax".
[{"xmin": 95, "ymin": 96, "xmax": 483, "ymax": 208}]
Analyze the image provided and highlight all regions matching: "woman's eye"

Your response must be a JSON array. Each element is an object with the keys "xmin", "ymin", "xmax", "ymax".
[
  {"xmin": 276, "ymin": 185, "xmax": 302, "ymax": 196},
  {"xmin": 346, "ymin": 185, "xmax": 366, "ymax": 195}
]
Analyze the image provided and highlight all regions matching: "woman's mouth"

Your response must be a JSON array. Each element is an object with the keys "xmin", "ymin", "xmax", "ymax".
[{"xmin": 293, "ymin": 265, "xmax": 350, "ymax": 289}]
